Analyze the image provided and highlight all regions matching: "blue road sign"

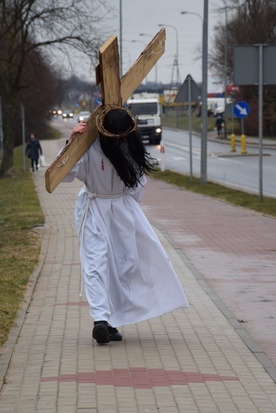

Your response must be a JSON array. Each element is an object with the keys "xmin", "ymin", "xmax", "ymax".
[{"xmin": 233, "ymin": 101, "xmax": 250, "ymax": 118}]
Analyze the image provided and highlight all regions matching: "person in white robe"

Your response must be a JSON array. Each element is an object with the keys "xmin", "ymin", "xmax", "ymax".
[{"xmin": 62, "ymin": 106, "xmax": 189, "ymax": 344}]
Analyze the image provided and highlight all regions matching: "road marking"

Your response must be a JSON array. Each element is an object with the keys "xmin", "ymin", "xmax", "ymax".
[{"xmin": 173, "ymin": 156, "xmax": 186, "ymax": 161}]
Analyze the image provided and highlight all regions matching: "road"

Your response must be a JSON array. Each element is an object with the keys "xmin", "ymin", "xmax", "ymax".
[
  {"xmin": 50, "ymin": 117, "xmax": 276, "ymax": 198},
  {"xmin": 149, "ymin": 127, "xmax": 276, "ymax": 198}
]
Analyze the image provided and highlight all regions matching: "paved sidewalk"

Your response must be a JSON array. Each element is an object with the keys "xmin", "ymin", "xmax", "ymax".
[{"xmin": 0, "ymin": 138, "xmax": 275, "ymax": 412}]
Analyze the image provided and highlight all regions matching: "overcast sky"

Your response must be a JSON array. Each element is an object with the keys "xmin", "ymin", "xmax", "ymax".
[
  {"xmin": 104, "ymin": 0, "xmax": 225, "ymax": 92},
  {"xmin": 74, "ymin": 0, "xmax": 226, "ymax": 93}
]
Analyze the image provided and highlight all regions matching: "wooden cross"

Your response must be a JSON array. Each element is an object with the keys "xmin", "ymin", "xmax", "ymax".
[{"xmin": 45, "ymin": 28, "xmax": 166, "ymax": 193}]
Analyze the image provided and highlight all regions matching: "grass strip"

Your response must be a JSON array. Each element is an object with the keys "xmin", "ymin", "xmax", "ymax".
[{"xmin": 0, "ymin": 146, "xmax": 44, "ymax": 347}]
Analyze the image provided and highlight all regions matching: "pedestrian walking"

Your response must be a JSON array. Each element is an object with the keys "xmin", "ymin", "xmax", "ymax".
[
  {"xmin": 215, "ymin": 115, "xmax": 225, "ymax": 138},
  {"xmin": 25, "ymin": 132, "xmax": 43, "ymax": 172},
  {"xmin": 61, "ymin": 106, "xmax": 189, "ymax": 345}
]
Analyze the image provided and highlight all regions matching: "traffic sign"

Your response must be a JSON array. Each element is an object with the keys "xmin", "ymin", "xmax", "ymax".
[
  {"xmin": 233, "ymin": 101, "xmax": 250, "ymax": 118},
  {"xmin": 175, "ymin": 74, "xmax": 201, "ymax": 103}
]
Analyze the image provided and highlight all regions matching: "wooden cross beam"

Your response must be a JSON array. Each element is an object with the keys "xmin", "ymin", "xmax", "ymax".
[{"xmin": 45, "ymin": 28, "xmax": 166, "ymax": 193}]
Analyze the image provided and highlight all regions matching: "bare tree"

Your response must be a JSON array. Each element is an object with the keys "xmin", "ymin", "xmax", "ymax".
[
  {"xmin": 0, "ymin": 0, "xmax": 113, "ymax": 175},
  {"xmin": 209, "ymin": 0, "xmax": 276, "ymax": 136},
  {"xmin": 17, "ymin": 50, "xmax": 65, "ymax": 144},
  {"xmin": 211, "ymin": 0, "xmax": 276, "ymax": 79}
]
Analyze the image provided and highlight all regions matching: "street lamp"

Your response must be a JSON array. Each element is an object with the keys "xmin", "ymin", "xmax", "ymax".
[
  {"xmin": 158, "ymin": 23, "xmax": 180, "ymax": 86},
  {"xmin": 123, "ymin": 50, "xmax": 131, "ymax": 72},
  {"xmin": 181, "ymin": 3, "xmax": 209, "ymax": 184},
  {"xmin": 201, "ymin": 0, "xmax": 209, "ymax": 184},
  {"xmin": 223, "ymin": 2, "xmax": 229, "ymax": 140},
  {"xmin": 181, "ymin": 11, "xmax": 203, "ymax": 23},
  {"xmin": 180, "ymin": 11, "xmax": 203, "ymax": 183},
  {"xmin": 158, "ymin": 23, "xmax": 180, "ymax": 127},
  {"xmin": 180, "ymin": 11, "xmax": 203, "ymax": 80},
  {"xmin": 131, "ymin": 40, "xmax": 148, "ymax": 86}
]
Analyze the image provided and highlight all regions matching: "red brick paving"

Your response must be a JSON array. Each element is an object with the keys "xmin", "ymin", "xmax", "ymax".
[
  {"xmin": 143, "ymin": 178, "xmax": 276, "ymax": 366},
  {"xmin": 41, "ymin": 368, "xmax": 238, "ymax": 388}
]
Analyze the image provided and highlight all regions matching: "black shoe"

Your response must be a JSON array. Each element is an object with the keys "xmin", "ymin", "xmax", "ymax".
[
  {"xmin": 108, "ymin": 325, "xmax": 123, "ymax": 341},
  {"xmin": 93, "ymin": 321, "xmax": 110, "ymax": 344}
]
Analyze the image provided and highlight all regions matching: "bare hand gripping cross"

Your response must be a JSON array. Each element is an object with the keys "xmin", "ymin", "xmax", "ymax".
[{"xmin": 45, "ymin": 29, "xmax": 166, "ymax": 193}]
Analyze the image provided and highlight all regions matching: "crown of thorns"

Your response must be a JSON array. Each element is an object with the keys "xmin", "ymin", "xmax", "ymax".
[{"xmin": 96, "ymin": 105, "xmax": 138, "ymax": 138}]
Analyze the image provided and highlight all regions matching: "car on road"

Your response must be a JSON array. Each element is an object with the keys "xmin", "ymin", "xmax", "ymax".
[
  {"xmin": 62, "ymin": 110, "xmax": 74, "ymax": 119},
  {"xmin": 51, "ymin": 108, "xmax": 62, "ymax": 116},
  {"xmin": 78, "ymin": 111, "xmax": 90, "ymax": 122}
]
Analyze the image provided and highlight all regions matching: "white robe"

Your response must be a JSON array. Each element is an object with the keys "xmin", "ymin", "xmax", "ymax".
[{"xmin": 63, "ymin": 137, "xmax": 188, "ymax": 327}]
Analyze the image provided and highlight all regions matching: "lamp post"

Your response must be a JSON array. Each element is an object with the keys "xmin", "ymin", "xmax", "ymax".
[
  {"xmin": 158, "ymin": 23, "xmax": 180, "ymax": 86},
  {"xmin": 180, "ymin": 11, "xmax": 203, "ymax": 89},
  {"xmin": 131, "ymin": 40, "xmax": 148, "ymax": 86},
  {"xmin": 158, "ymin": 23, "xmax": 180, "ymax": 127},
  {"xmin": 181, "ymin": 9, "xmax": 203, "ymax": 74},
  {"xmin": 180, "ymin": 11, "xmax": 203, "ymax": 183},
  {"xmin": 123, "ymin": 50, "xmax": 131, "ymax": 73},
  {"xmin": 223, "ymin": 2, "xmax": 228, "ymax": 140},
  {"xmin": 180, "ymin": 11, "xmax": 203, "ymax": 71},
  {"xmin": 181, "ymin": 7, "xmax": 208, "ymax": 184},
  {"xmin": 181, "ymin": 11, "xmax": 203, "ymax": 23},
  {"xmin": 140, "ymin": 33, "xmax": 158, "ymax": 90},
  {"xmin": 200, "ymin": 0, "xmax": 209, "ymax": 184}
]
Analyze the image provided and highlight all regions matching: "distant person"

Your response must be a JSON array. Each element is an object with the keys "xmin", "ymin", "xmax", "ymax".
[
  {"xmin": 61, "ymin": 106, "xmax": 189, "ymax": 345},
  {"xmin": 25, "ymin": 133, "xmax": 43, "ymax": 172},
  {"xmin": 215, "ymin": 116, "xmax": 225, "ymax": 138}
]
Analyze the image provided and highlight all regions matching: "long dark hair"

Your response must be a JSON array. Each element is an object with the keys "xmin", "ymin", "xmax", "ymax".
[{"xmin": 98, "ymin": 108, "xmax": 155, "ymax": 188}]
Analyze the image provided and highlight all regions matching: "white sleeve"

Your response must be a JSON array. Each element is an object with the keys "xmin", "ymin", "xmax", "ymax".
[
  {"xmin": 62, "ymin": 163, "xmax": 80, "ymax": 182},
  {"xmin": 130, "ymin": 174, "xmax": 147, "ymax": 203},
  {"xmin": 56, "ymin": 147, "xmax": 84, "ymax": 183}
]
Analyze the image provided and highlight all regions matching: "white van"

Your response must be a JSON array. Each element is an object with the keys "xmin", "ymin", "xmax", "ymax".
[{"xmin": 127, "ymin": 94, "xmax": 162, "ymax": 144}]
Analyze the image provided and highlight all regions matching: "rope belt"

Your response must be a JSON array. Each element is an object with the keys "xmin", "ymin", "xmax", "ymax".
[{"xmin": 78, "ymin": 188, "xmax": 126, "ymax": 296}]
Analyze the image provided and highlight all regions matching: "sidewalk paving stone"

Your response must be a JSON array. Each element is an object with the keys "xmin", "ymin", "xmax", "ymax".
[{"xmin": 0, "ymin": 138, "xmax": 275, "ymax": 412}]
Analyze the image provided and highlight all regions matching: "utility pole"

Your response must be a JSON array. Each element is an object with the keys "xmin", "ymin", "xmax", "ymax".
[{"xmin": 200, "ymin": 0, "xmax": 209, "ymax": 184}]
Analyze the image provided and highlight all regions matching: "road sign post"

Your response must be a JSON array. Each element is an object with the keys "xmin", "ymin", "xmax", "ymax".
[
  {"xmin": 225, "ymin": 103, "xmax": 235, "ymax": 135},
  {"xmin": 234, "ymin": 44, "xmax": 276, "ymax": 201},
  {"xmin": 233, "ymin": 100, "xmax": 250, "ymax": 137},
  {"xmin": 175, "ymin": 74, "xmax": 201, "ymax": 181},
  {"xmin": 21, "ymin": 104, "xmax": 26, "ymax": 172}
]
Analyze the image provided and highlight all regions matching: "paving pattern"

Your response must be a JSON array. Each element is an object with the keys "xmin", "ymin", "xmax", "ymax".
[{"xmin": 0, "ymin": 138, "xmax": 275, "ymax": 412}]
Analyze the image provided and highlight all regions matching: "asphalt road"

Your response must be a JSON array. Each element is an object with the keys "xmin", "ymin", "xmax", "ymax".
[
  {"xmin": 150, "ymin": 127, "xmax": 276, "ymax": 198},
  {"xmin": 50, "ymin": 117, "xmax": 276, "ymax": 198}
]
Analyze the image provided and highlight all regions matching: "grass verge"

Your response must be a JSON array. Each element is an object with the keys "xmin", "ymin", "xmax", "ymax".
[
  {"xmin": 161, "ymin": 112, "xmax": 216, "ymax": 133},
  {"xmin": 0, "ymin": 146, "xmax": 44, "ymax": 348}
]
